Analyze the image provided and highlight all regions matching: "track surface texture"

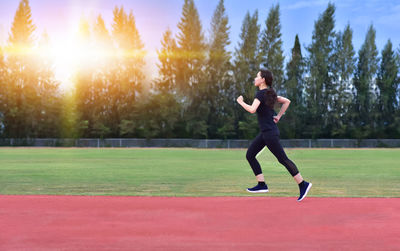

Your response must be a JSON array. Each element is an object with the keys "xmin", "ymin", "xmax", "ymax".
[{"xmin": 1, "ymin": 195, "xmax": 399, "ymax": 250}]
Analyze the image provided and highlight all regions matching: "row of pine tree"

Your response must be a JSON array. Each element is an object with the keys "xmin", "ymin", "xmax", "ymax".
[{"xmin": 0, "ymin": 0, "xmax": 399, "ymax": 139}]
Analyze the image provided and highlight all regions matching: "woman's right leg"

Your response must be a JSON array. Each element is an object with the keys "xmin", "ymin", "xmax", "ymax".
[
  {"xmin": 246, "ymin": 133, "xmax": 269, "ymax": 192},
  {"xmin": 246, "ymin": 133, "xmax": 266, "ymax": 178}
]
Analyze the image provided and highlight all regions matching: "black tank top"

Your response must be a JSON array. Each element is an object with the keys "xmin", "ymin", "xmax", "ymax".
[{"xmin": 255, "ymin": 89, "xmax": 279, "ymax": 134}]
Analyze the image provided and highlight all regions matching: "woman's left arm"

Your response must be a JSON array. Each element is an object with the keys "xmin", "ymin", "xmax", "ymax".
[{"xmin": 274, "ymin": 96, "xmax": 291, "ymax": 123}]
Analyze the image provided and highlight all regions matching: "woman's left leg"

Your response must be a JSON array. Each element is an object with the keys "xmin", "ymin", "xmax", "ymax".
[{"xmin": 263, "ymin": 134, "xmax": 312, "ymax": 201}]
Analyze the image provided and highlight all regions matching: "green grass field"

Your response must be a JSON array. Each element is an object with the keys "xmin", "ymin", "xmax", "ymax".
[{"xmin": 0, "ymin": 147, "xmax": 399, "ymax": 197}]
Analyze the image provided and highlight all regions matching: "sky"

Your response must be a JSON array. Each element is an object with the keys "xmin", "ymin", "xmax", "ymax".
[{"xmin": 1, "ymin": 0, "xmax": 400, "ymax": 89}]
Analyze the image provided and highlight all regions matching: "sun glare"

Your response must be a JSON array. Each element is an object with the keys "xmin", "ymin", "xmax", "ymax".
[
  {"xmin": 35, "ymin": 21, "xmax": 113, "ymax": 91},
  {"xmin": 50, "ymin": 38, "xmax": 80, "ymax": 89},
  {"xmin": 6, "ymin": 16, "xmax": 149, "ymax": 91},
  {"xmin": 47, "ymin": 33, "xmax": 100, "ymax": 90}
]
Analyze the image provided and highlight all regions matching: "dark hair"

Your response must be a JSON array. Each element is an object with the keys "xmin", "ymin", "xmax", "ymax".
[{"xmin": 260, "ymin": 68, "xmax": 277, "ymax": 109}]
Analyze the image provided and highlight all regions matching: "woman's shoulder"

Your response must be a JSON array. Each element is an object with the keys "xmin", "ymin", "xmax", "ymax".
[
  {"xmin": 255, "ymin": 89, "xmax": 266, "ymax": 101},
  {"xmin": 256, "ymin": 89, "xmax": 268, "ymax": 94}
]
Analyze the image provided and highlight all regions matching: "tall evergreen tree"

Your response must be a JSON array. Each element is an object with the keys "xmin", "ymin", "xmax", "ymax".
[
  {"xmin": 34, "ymin": 31, "xmax": 63, "ymax": 137},
  {"xmin": 286, "ymin": 35, "xmax": 305, "ymax": 107},
  {"xmin": 282, "ymin": 34, "xmax": 305, "ymax": 138},
  {"xmin": 376, "ymin": 40, "xmax": 399, "ymax": 137},
  {"xmin": 175, "ymin": 0, "xmax": 208, "ymax": 138},
  {"xmin": 73, "ymin": 18, "xmax": 96, "ymax": 137},
  {"xmin": 233, "ymin": 11, "xmax": 261, "ymax": 139},
  {"xmin": 206, "ymin": 0, "xmax": 233, "ymax": 138},
  {"xmin": 112, "ymin": 6, "xmax": 127, "ymax": 49},
  {"xmin": 260, "ymin": 4, "xmax": 284, "ymax": 93},
  {"xmin": 331, "ymin": 24, "xmax": 355, "ymax": 137},
  {"xmin": 8, "ymin": 0, "xmax": 35, "ymax": 46},
  {"xmin": 142, "ymin": 28, "xmax": 181, "ymax": 138},
  {"xmin": 111, "ymin": 8, "xmax": 145, "ymax": 94},
  {"xmin": 111, "ymin": 7, "xmax": 145, "ymax": 137},
  {"xmin": 111, "ymin": 7, "xmax": 145, "ymax": 83},
  {"xmin": 4, "ymin": 0, "xmax": 38, "ymax": 138},
  {"xmin": 157, "ymin": 28, "xmax": 178, "ymax": 92},
  {"xmin": 175, "ymin": 0, "xmax": 206, "ymax": 95},
  {"xmin": 90, "ymin": 15, "xmax": 115, "ymax": 138},
  {"xmin": 305, "ymin": 3, "xmax": 336, "ymax": 138},
  {"xmin": 352, "ymin": 24, "xmax": 378, "ymax": 138},
  {"xmin": 1, "ymin": 0, "xmax": 63, "ymax": 138},
  {"xmin": 72, "ymin": 8, "xmax": 145, "ymax": 138},
  {"xmin": 93, "ymin": 15, "xmax": 113, "ymax": 51}
]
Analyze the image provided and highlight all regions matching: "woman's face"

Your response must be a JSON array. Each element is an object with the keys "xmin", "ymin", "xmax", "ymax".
[{"xmin": 254, "ymin": 71, "xmax": 264, "ymax": 86}]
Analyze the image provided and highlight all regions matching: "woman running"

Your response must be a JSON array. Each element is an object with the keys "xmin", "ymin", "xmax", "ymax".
[{"xmin": 236, "ymin": 69, "xmax": 312, "ymax": 202}]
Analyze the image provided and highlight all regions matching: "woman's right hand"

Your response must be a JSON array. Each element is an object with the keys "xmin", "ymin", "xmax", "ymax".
[{"xmin": 237, "ymin": 95, "xmax": 243, "ymax": 103}]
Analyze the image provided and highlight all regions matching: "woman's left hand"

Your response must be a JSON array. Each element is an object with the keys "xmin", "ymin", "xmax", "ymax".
[{"xmin": 273, "ymin": 115, "xmax": 281, "ymax": 124}]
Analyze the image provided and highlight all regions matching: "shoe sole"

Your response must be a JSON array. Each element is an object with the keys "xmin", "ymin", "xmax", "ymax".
[
  {"xmin": 246, "ymin": 189, "xmax": 269, "ymax": 193},
  {"xmin": 297, "ymin": 183, "xmax": 312, "ymax": 202}
]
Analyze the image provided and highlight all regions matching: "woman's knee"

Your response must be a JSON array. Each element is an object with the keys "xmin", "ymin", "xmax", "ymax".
[{"xmin": 246, "ymin": 150, "xmax": 256, "ymax": 161}]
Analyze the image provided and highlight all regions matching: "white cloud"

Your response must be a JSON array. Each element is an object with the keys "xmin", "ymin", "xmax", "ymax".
[
  {"xmin": 351, "ymin": 15, "xmax": 372, "ymax": 26},
  {"xmin": 377, "ymin": 13, "xmax": 400, "ymax": 26},
  {"xmin": 282, "ymin": 0, "xmax": 330, "ymax": 10},
  {"xmin": 394, "ymin": 4, "xmax": 400, "ymax": 11},
  {"xmin": 375, "ymin": 2, "xmax": 400, "ymax": 27}
]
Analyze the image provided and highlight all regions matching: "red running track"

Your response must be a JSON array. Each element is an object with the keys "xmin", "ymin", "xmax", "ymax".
[{"xmin": 0, "ymin": 195, "xmax": 399, "ymax": 251}]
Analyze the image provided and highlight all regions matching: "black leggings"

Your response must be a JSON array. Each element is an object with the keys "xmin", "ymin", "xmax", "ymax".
[{"xmin": 246, "ymin": 132, "xmax": 299, "ymax": 177}]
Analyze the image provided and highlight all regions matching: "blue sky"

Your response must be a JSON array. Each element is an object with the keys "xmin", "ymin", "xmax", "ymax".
[{"xmin": 1, "ymin": 0, "xmax": 399, "ymax": 83}]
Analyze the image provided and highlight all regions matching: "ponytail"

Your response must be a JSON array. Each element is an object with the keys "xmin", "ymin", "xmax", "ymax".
[
  {"xmin": 260, "ymin": 68, "xmax": 277, "ymax": 109},
  {"xmin": 265, "ymin": 87, "xmax": 277, "ymax": 109}
]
